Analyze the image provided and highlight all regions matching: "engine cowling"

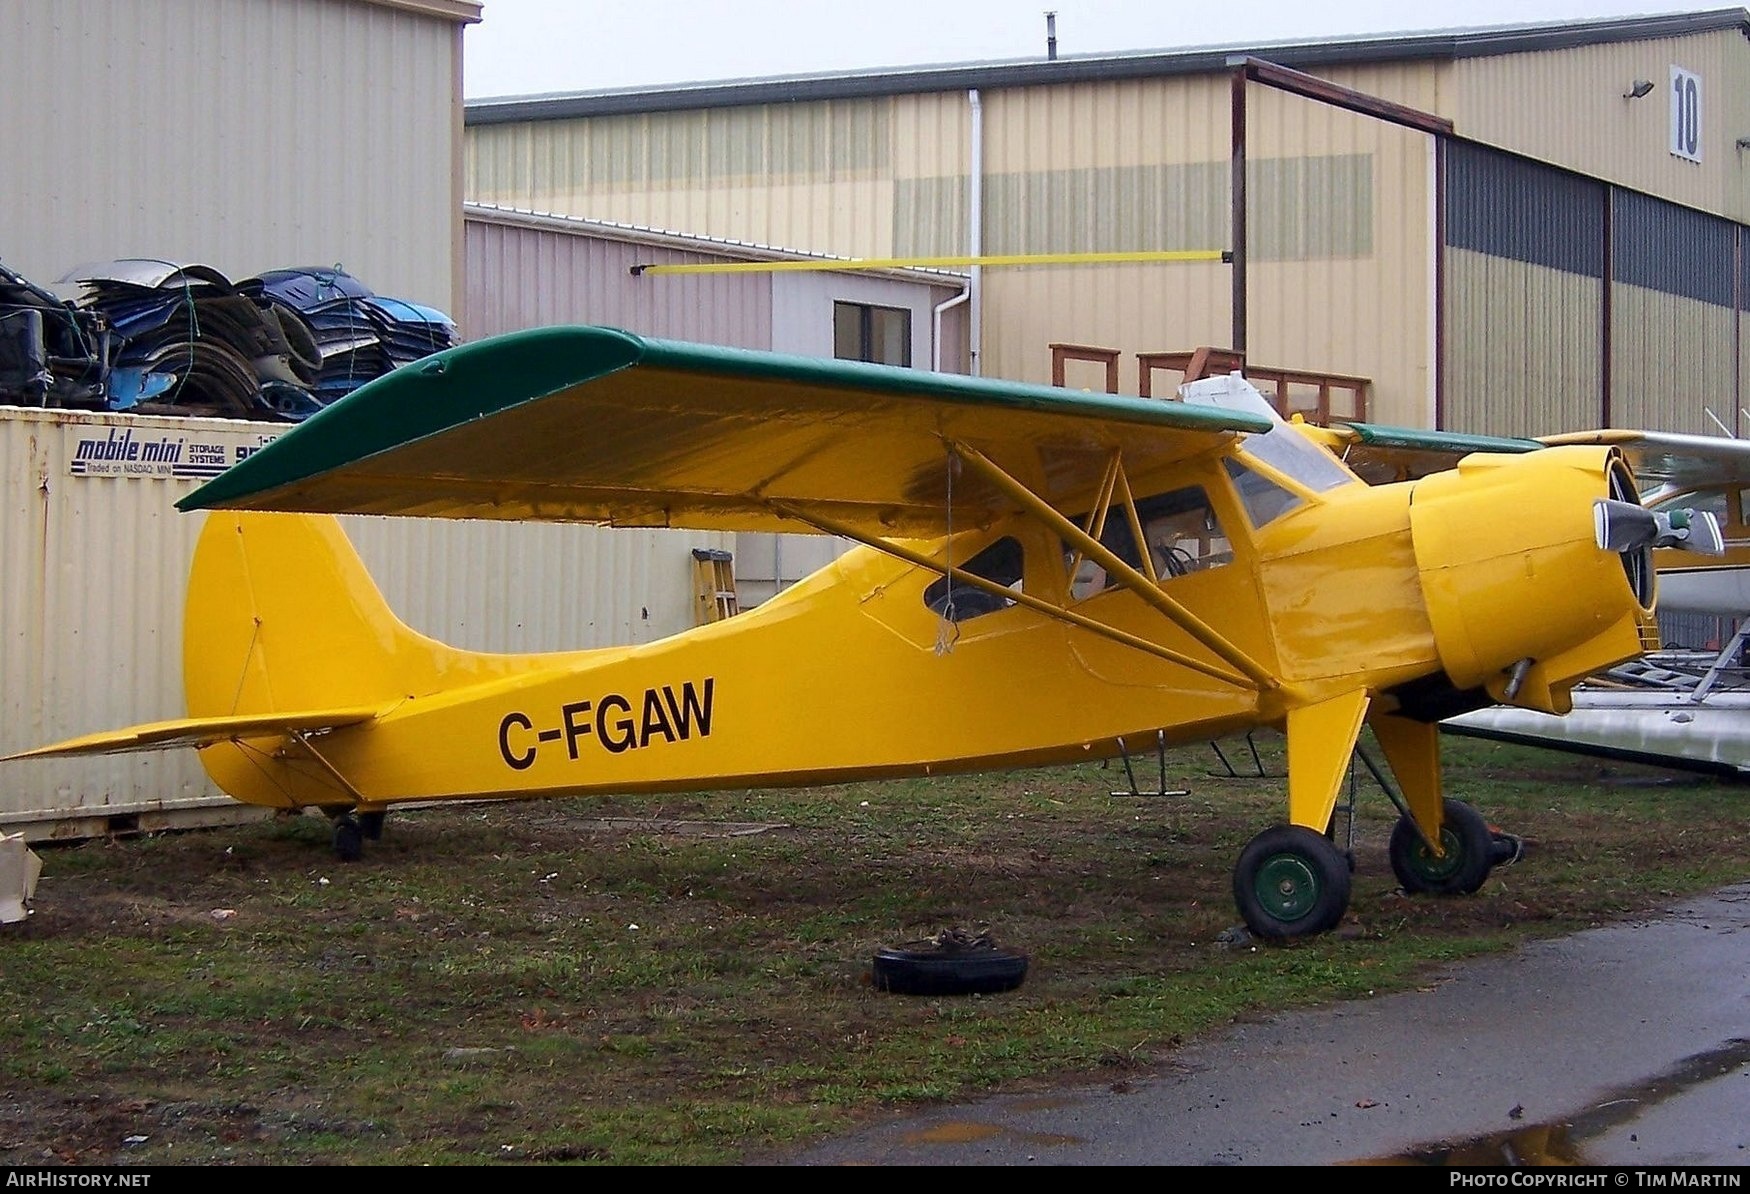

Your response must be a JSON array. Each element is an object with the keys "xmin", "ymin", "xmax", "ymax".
[{"xmin": 1408, "ymin": 446, "xmax": 1657, "ymax": 714}]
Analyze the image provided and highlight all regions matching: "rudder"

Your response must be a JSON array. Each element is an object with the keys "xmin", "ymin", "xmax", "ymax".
[{"xmin": 183, "ymin": 512, "xmax": 437, "ymax": 720}]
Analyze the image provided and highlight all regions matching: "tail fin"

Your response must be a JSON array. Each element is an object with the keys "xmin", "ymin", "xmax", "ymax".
[
  {"xmin": 186, "ymin": 512, "xmax": 423, "ymax": 718},
  {"xmin": 181, "ymin": 512, "xmax": 533, "ymax": 809},
  {"xmin": 186, "ymin": 512, "xmax": 526, "ymax": 718},
  {"xmin": 7, "ymin": 514, "xmax": 521, "ymax": 811}
]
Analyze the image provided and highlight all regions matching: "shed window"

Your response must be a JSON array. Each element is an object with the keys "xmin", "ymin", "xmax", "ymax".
[{"xmin": 834, "ymin": 302, "xmax": 911, "ymax": 366}]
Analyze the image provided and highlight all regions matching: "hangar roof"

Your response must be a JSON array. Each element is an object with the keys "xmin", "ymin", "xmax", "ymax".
[{"xmin": 466, "ymin": 7, "xmax": 1749, "ymax": 123}]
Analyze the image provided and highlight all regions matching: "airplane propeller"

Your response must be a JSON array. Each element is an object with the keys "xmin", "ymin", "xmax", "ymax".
[{"xmin": 1593, "ymin": 499, "xmax": 1725, "ymax": 556}]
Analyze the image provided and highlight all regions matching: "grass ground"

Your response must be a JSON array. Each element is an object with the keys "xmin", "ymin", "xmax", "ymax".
[{"xmin": 2, "ymin": 732, "xmax": 1747, "ymax": 1165}]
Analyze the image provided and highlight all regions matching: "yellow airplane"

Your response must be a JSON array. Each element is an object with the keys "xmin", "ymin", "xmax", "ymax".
[{"xmin": 2, "ymin": 326, "xmax": 1727, "ymax": 939}]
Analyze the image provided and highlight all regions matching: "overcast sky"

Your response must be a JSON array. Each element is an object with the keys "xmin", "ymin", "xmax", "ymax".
[{"xmin": 463, "ymin": 1, "xmax": 1711, "ymax": 98}]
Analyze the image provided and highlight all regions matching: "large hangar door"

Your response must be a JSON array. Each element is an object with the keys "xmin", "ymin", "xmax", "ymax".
[
  {"xmin": 1442, "ymin": 142, "xmax": 1606, "ymax": 438},
  {"xmin": 1611, "ymin": 191, "xmax": 1735, "ymax": 436}
]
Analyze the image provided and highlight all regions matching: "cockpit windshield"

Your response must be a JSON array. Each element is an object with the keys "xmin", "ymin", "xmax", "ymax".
[{"xmin": 1238, "ymin": 424, "xmax": 1355, "ymax": 495}]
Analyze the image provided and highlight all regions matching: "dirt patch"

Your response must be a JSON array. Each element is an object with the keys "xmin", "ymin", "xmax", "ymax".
[{"xmin": 3, "ymin": 743, "xmax": 1747, "ymax": 1164}]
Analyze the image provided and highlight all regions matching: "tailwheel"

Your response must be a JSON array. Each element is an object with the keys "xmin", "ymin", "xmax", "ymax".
[
  {"xmin": 1389, "ymin": 798, "xmax": 1493, "ymax": 895},
  {"xmin": 1233, "ymin": 825, "xmax": 1352, "ymax": 939},
  {"xmin": 332, "ymin": 813, "xmax": 365, "ymax": 863}
]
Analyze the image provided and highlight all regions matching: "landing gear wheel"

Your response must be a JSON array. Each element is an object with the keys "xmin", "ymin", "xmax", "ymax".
[
  {"xmin": 1389, "ymin": 798, "xmax": 1493, "ymax": 895},
  {"xmin": 1233, "ymin": 825, "xmax": 1352, "ymax": 939},
  {"xmin": 332, "ymin": 814, "xmax": 364, "ymax": 863},
  {"xmin": 358, "ymin": 811, "xmax": 386, "ymax": 842}
]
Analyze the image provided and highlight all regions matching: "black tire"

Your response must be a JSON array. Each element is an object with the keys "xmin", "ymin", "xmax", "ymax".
[
  {"xmin": 1232, "ymin": 824, "xmax": 1351, "ymax": 940},
  {"xmin": 872, "ymin": 946, "xmax": 1028, "ymax": 996},
  {"xmin": 1389, "ymin": 798, "xmax": 1494, "ymax": 895},
  {"xmin": 332, "ymin": 815, "xmax": 364, "ymax": 863},
  {"xmin": 358, "ymin": 811, "xmax": 386, "ymax": 842}
]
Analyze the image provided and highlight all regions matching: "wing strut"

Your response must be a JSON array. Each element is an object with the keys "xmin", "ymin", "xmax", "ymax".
[
  {"xmin": 948, "ymin": 442, "xmax": 1280, "ymax": 690},
  {"xmin": 773, "ymin": 503, "xmax": 1252, "ymax": 688}
]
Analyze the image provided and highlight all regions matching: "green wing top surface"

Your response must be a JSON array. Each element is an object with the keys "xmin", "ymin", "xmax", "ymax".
[
  {"xmin": 1332, "ymin": 420, "xmax": 1542, "ymax": 484},
  {"xmin": 180, "ymin": 326, "xmax": 1270, "ymax": 537}
]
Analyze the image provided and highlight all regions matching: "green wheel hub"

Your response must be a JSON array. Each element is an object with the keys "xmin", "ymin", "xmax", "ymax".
[
  {"xmin": 1253, "ymin": 852, "xmax": 1323, "ymax": 922},
  {"xmin": 1403, "ymin": 827, "xmax": 1465, "ymax": 884}
]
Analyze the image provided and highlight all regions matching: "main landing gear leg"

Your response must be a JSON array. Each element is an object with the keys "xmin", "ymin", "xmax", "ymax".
[
  {"xmin": 1232, "ymin": 690, "xmax": 1369, "ymax": 939},
  {"xmin": 1371, "ymin": 713, "xmax": 1504, "ymax": 896}
]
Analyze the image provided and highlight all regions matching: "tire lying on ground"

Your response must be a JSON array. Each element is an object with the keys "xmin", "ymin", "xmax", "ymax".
[{"xmin": 871, "ymin": 930, "xmax": 1029, "ymax": 996}]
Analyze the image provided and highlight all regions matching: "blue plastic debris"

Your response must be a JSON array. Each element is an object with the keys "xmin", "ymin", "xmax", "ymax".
[{"xmin": 7, "ymin": 258, "xmax": 461, "ymax": 422}]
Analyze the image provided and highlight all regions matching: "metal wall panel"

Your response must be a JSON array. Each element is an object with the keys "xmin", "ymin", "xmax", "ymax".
[
  {"xmin": 467, "ymin": 98, "xmax": 904, "ymax": 258},
  {"xmin": 1449, "ymin": 28, "xmax": 1750, "ymax": 223},
  {"xmin": 1613, "ymin": 189, "xmax": 1734, "ymax": 307},
  {"xmin": 1610, "ymin": 190, "xmax": 1736, "ymax": 435},
  {"xmin": 1245, "ymin": 85, "xmax": 1431, "ymax": 428},
  {"xmin": 0, "ymin": 0, "xmax": 462, "ymax": 312},
  {"xmin": 1442, "ymin": 143, "xmax": 1606, "ymax": 436},
  {"xmin": 977, "ymin": 79, "xmax": 1431, "ymax": 425},
  {"xmin": 467, "ymin": 71, "xmax": 1429, "ymax": 421},
  {"xmin": 464, "ymin": 213, "xmax": 774, "ymax": 348},
  {"xmin": 1443, "ymin": 249, "xmax": 1604, "ymax": 437},
  {"xmin": 1447, "ymin": 142, "xmax": 1607, "ymax": 277},
  {"xmin": 0, "ymin": 408, "xmax": 721, "ymax": 839},
  {"xmin": 1611, "ymin": 288, "xmax": 1734, "ymax": 435}
]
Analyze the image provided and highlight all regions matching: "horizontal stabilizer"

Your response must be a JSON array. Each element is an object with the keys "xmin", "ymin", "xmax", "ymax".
[{"xmin": 1, "ymin": 707, "xmax": 382, "ymax": 761}]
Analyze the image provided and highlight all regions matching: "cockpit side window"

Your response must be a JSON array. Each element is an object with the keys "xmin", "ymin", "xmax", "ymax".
[
  {"xmin": 923, "ymin": 536, "xmax": 1024, "ymax": 622},
  {"xmin": 1067, "ymin": 485, "xmax": 1231, "ymax": 599}
]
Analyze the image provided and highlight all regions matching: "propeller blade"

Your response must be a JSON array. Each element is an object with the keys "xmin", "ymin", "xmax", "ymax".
[
  {"xmin": 1594, "ymin": 499, "xmax": 1656, "ymax": 552},
  {"xmin": 1654, "ymin": 507, "xmax": 1725, "ymax": 556}
]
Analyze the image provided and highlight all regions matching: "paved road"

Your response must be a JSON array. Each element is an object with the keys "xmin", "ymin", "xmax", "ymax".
[{"xmin": 784, "ymin": 883, "xmax": 1750, "ymax": 1166}]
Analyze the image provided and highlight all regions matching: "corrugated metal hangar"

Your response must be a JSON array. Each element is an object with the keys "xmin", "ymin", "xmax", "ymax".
[
  {"xmin": 0, "ymin": 0, "xmax": 492, "ymax": 839},
  {"xmin": 0, "ymin": 0, "xmax": 737, "ymax": 840},
  {"xmin": 465, "ymin": 7, "xmax": 1750, "ymax": 440}
]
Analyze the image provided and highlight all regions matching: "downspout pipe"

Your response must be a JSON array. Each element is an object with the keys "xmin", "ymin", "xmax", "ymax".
[
  {"xmin": 969, "ymin": 88, "xmax": 983, "ymax": 377},
  {"xmin": 932, "ymin": 287, "xmax": 970, "ymax": 372}
]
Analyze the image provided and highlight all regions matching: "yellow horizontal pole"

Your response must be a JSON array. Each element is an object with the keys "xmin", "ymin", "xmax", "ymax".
[{"xmin": 631, "ymin": 249, "xmax": 1230, "ymax": 276}]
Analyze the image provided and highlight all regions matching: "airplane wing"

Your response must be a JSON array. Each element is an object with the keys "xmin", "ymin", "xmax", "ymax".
[
  {"xmin": 1333, "ymin": 422, "xmax": 1750, "ymax": 494},
  {"xmin": 177, "ymin": 325, "xmax": 1272, "ymax": 536},
  {"xmin": 1326, "ymin": 421, "xmax": 1541, "ymax": 484},
  {"xmin": 0, "ymin": 708, "xmax": 381, "ymax": 761},
  {"xmin": 1537, "ymin": 429, "xmax": 1750, "ymax": 493}
]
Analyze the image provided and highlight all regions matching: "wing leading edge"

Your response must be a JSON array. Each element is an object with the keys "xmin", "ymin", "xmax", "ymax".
[
  {"xmin": 178, "ymin": 325, "xmax": 1271, "ymax": 537},
  {"xmin": 1335, "ymin": 422, "xmax": 1750, "ymax": 495}
]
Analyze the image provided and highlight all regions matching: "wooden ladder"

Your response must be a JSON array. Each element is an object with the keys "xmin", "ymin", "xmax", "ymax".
[{"xmin": 692, "ymin": 548, "xmax": 740, "ymax": 625}]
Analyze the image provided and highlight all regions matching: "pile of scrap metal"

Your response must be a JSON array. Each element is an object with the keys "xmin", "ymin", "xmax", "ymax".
[
  {"xmin": 247, "ymin": 266, "xmax": 459, "ymax": 405},
  {"xmin": 0, "ymin": 257, "xmax": 457, "ymax": 422},
  {"xmin": 0, "ymin": 259, "xmax": 167, "ymax": 410}
]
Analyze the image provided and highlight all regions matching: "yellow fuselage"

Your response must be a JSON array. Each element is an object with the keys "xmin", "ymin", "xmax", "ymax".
[{"xmin": 187, "ymin": 443, "xmax": 1656, "ymax": 812}]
